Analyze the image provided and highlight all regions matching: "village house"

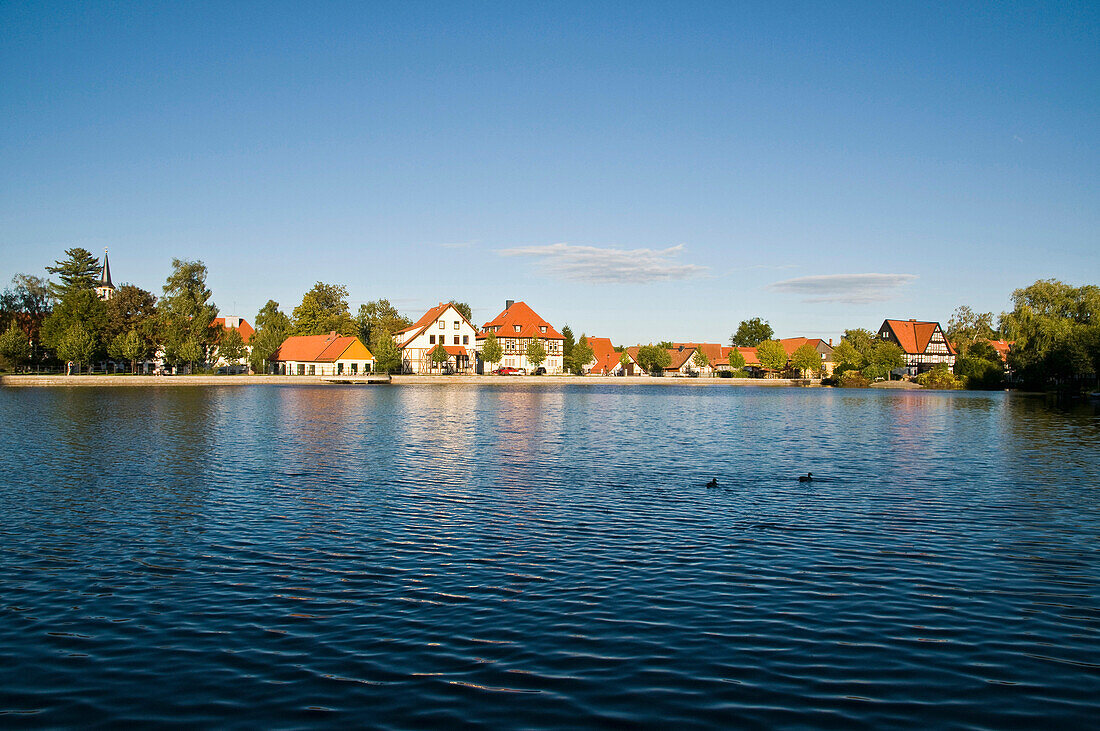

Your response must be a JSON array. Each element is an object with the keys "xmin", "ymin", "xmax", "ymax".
[
  {"xmin": 269, "ymin": 332, "xmax": 374, "ymax": 376},
  {"xmin": 778, "ymin": 337, "xmax": 836, "ymax": 377},
  {"xmin": 879, "ymin": 319, "xmax": 956, "ymax": 376},
  {"xmin": 582, "ymin": 337, "xmax": 625, "ymax": 375},
  {"xmin": 394, "ymin": 302, "xmax": 478, "ymax": 374},
  {"xmin": 712, "ymin": 346, "xmax": 762, "ymax": 376},
  {"xmin": 477, "ymin": 300, "xmax": 564, "ymax": 374},
  {"xmin": 212, "ymin": 316, "xmax": 254, "ymax": 374}
]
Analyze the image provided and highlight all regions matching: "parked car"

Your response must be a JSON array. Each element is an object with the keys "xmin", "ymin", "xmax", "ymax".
[
  {"xmin": 533, "ymin": 367, "xmax": 547, "ymax": 375},
  {"xmin": 494, "ymin": 366, "xmax": 522, "ymax": 375}
]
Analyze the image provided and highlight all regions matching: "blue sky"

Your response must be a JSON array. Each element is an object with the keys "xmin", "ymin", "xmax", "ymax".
[{"xmin": 2, "ymin": 1, "xmax": 1097, "ymax": 343}]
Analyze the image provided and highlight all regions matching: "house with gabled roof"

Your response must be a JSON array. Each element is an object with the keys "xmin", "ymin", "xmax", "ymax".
[
  {"xmin": 270, "ymin": 332, "xmax": 374, "ymax": 376},
  {"xmin": 584, "ymin": 337, "xmax": 626, "ymax": 375},
  {"xmin": 777, "ymin": 337, "xmax": 836, "ymax": 376},
  {"xmin": 713, "ymin": 346, "xmax": 762, "ymax": 376},
  {"xmin": 879, "ymin": 319, "xmax": 956, "ymax": 376},
  {"xmin": 394, "ymin": 302, "xmax": 478, "ymax": 374},
  {"xmin": 212, "ymin": 316, "xmax": 255, "ymax": 373},
  {"xmin": 476, "ymin": 300, "xmax": 564, "ymax": 374}
]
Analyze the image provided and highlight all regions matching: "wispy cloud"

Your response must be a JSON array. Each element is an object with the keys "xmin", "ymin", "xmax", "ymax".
[
  {"xmin": 497, "ymin": 243, "xmax": 708, "ymax": 284},
  {"xmin": 768, "ymin": 273, "xmax": 917, "ymax": 304}
]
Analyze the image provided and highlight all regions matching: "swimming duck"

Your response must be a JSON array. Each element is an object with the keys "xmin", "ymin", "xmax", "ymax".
[
  {"xmin": 798, "ymin": 472, "xmax": 813, "ymax": 482},
  {"xmin": 706, "ymin": 478, "xmax": 718, "ymax": 488}
]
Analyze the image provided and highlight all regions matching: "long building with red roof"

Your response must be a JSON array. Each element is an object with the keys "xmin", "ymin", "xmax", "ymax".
[
  {"xmin": 270, "ymin": 332, "xmax": 374, "ymax": 376},
  {"xmin": 477, "ymin": 300, "xmax": 564, "ymax": 374}
]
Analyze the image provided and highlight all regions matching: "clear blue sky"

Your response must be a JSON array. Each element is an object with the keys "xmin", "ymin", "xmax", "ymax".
[{"xmin": 2, "ymin": 1, "xmax": 1097, "ymax": 343}]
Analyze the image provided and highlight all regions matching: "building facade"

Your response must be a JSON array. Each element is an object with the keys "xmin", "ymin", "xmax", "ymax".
[
  {"xmin": 477, "ymin": 300, "xmax": 564, "ymax": 374},
  {"xmin": 395, "ymin": 303, "xmax": 479, "ymax": 374},
  {"xmin": 270, "ymin": 332, "xmax": 374, "ymax": 376},
  {"xmin": 879, "ymin": 319, "xmax": 956, "ymax": 376}
]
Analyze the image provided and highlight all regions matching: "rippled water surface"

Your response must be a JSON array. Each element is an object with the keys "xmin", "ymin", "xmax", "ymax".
[{"xmin": 2, "ymin": 384, "xmax": 1099, "ymax": 728}]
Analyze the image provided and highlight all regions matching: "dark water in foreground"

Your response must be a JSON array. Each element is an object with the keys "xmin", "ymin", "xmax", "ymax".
[{"xmin": 1, "ymin": 385, "xmax": 1098, "ymax": 728}]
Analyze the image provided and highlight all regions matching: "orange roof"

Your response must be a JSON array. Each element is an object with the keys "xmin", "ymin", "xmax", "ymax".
[
  {"xmin": 882, "ymin": 319, "xmax": 956, "ymax": 355},
  {"xmin": 213, "ymin": 317, "xmax": 254, "ymax": 344},
  {"xmin": 442, "ymin": 345, "xmax": 468, "ymax": 357},
  {"xmin": 986, "ymin": 339, "xmax": 1013, "ymax": 361},
  {"xmin": 714, "ymin": 346, "xmax": 759, "ymax": 367},
  {"xmin": 584, "ymin": 336, "xmax": 621, "ymax": 373},
  {"xmin": 397, "ymin": 303, "xmax": 476, "ymax": 349},
  {"xmin": 479, "ymin": 301, "xmax": 563, "ymax": 340},
  {"xmin": 270, "ymin": 333, "xmax": 372, "ymax": 362},
  {"xmin": 624, "ymin": 345, "xmax": 698, "ymax": 371},
  {"xmin": 673, "ymin": 342, "xmax": 724, "ymax": 364}
]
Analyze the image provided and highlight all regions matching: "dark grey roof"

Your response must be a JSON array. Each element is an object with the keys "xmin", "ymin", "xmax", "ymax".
[{"xmin": 99, "ymin": 250, "xmax": 113, "ymax": 288}]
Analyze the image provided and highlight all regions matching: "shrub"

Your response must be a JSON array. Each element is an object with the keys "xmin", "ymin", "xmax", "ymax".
[
  {"xmin": 915, "ymin": 364, "xmax": 964, "ymax": 389},
  {"xmin": 836, "ymin": 371, "xmax": 871, "ymax": 388}
]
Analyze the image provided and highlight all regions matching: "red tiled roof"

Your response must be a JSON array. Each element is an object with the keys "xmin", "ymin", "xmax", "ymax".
[
  {"xmin": 479, "ymin": 301, "xmax": 563, "ymax": 340},
  {"xmin": 585, "ymin": 337, "xmax": 621, "ymax": 373},
  {"xmin": 442, "ymin": 345, "xmax": 468, "ymax": 357},
  {"xmin": 673, "ymin": 342, "xmax": 724, "ymax": 365},
  {"xmin": 270, "ymin": 333, "xmax": 370, "ymax": 362},
  {"xmin": 882, "ymin": 319, "xmax": 955, "ymax": 355},
  {"xmin": 213, "ymin": 317, "xmax": 254, "ymax": 344},
  {"xmin": 714, "ymin": 346, "xmax": 759, "ymax": 367},
  {"xmin": 987, "ymin": 340, "xmax": 1013, "ymax": 361}
]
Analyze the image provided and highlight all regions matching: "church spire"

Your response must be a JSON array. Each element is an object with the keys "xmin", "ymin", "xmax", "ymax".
[{"xmin": 100, "ymin": 248, "xmax": 112, "ymax": 288}]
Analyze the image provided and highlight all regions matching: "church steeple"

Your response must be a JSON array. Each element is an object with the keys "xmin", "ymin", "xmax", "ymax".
[{"xmin": 96, "ymin": 249, "xmax": 116, "ymax": 301}]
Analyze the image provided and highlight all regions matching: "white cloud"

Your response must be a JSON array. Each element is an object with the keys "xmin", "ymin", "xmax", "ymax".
[
  {"xmin": 768, "ymin": 273, "xmax": 917, "ymax": 304},
  {"xmin": 497, "ymin": 243, "xmax": 708, "ymax": 284}
]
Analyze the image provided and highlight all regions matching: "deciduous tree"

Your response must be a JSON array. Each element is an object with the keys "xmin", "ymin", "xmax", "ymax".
[
  {"xmin": 730, "ymin": 318, "xmax": 773, "ymax": 347},
  {"xmin": 526, "ymin": 338, "xmax": 547, "ymax": 369},
  {"xmin": 481, "ymin": 333, "xmax": 502, "ymax": 367},
  {"xmin": 572, "ymin": 335, "xmax": 594, "ymax": 375},
  {"xmin": 250, "ymin": 300, "xmax": 293, "ymax": 373},
  {"xmin": 218, "ymin": 327, "xmax": 246, "ymax": 370},
  {"xmin": 356, "ymin": 298, "xmax": 410, "ymax": 349},
  {"xmin": 372, "ymin": 335, "xmax": 402, "ymax": 374},
  {"xmin": 692, "ymin": 347, "xmax": 710, "ymax": 372},
  {"xmin": 636, "ymin": 344, "xmax": 671, "ymax": 375},
  {"xmin": 293, "ymin": 282, "xmax": 354, "ymax": 336},
  {"xmin": 0, "ymin": 323, "xmax": 30, "ymax": 371},
  {"xmin": 58, "ymin": 323, "xmax": 95, "ymax": 373},
  {"xmin": 790, "ymin": 343, "xmax": 822, "ymax": 377}
]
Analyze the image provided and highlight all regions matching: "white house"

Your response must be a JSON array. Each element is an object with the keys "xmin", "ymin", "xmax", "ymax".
[{"xmin": 394, "ymin": 302, "xmax": 479, "ymax": 374}]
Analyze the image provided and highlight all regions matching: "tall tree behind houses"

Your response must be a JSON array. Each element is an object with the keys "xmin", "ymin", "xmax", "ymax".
[
  {"xmin": 160, "ymin": 259, "xmax": 218, "ymax": 368},
  {"xmin": 250, "ymin": 300, "xmax": 294, "ymax": 373},
  {"xmin": 45, "ymin": 248, "xmax": 100, "ymax": 300},
  {"xmin": 356, "ymin": 298, "xmax": 412, "ymax": 351},
  {"xmin": 293, "ymin": 282, "xmax": 355, "ymax": 336}
]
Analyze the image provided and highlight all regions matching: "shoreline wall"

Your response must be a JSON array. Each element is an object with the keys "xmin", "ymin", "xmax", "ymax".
[{"xmin": 1, "ymin": 374, "xmax": 819, "ymax": 388}]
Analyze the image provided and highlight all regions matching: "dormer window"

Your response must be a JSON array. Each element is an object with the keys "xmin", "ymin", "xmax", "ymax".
[
  {"xmin": 539, "ymin": 326, "xmax": 547, "ymax": 333},
  {"xmin": 514, "ymin": 325, "xmax": 521, "ymax": 332}
]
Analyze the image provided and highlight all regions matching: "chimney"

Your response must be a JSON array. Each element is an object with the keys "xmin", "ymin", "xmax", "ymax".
[
  {"xmin": 505, "ymin": 299, "xmax": 514, "ymax": 310},
  {"xmin": 329, "ymin": 331, "xmax": 336, "ymax": 336},
  {"xmin": 828, "ymin": 338, "xmax": 833, "ymax": 346},
  {"xmin": 909, "ymin": 318, "xmax": 916, "ymax": 322}
]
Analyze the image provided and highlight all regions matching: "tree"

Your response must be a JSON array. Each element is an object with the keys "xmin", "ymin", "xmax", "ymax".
[
  {"xmin": 57, "ymin": 323, "xmax": 95, "ymax": 373},
  {"xmin": 915, "ymin": 363, "xmax": 964, "ymax": 389},
  {"xmin": 356, "ymin": 298, "xmax": 411, "ymax": 350},
  {"xmin": 0, "ymin": 323, "xmax": 30, "ymax": 371},
  {"xmin": 863, "ymin": 340, "xmax": 905, "ymax": 379},
  {"xmin": 692, "ymin": 347, "xmax": 710, "ymax": 372},
  {"xmin": 250, "ymin": 300, "xmax": 293, "ymax": 373},
  {"xmin": 161, "ymin": 259, "xmax": 218, "ymax": 367},
  {"xmin": 947, "ymin": 305, "xmax": 995, "ymax": 353},
  {"xmin": 1003, "ymin": 279, "xmax": 1100, "ymax": 388},
  {"xmin": 831, "ymin": 339, "xmax": 865, "ymax": 373},
  {"xmin": 561, "ymin": 325, "xmax": 576, "ymax": 374},
  {"xmin": 448, "ymin": 301, "xmax": 472, "ymax": 322},
  {"xmin": 955, "ymin": 340, "xmax": 1004, "ymax": 389},
  {"xmin": 572, "ymin": 334, "xmax": 594, "ymax": 375},
  {"xmin": 121, "ymin": 329, "xmax": 145, "ymax": 373},
  {"xmin": 636, "ymin": 344, "xmax": 671, "ymax": 375},
  {"xmin": 756, "ymin": 340, "xmax": 787, "ymax": 372},
  {"xmin": 619, "ymin": 351, "xmax": 631, "ymax": 372},
  {"xmin": 730, "ymin": 317, "xmax": 773, "ymax": 347},
  {"xmin": 790, "ymin": 343, "xmax": 822, "ymax": 377},
  {"xmin": 180, "ymin": 337, "xmax": 202, "ymax": 373},
  {"xmin": 106, "ymin": 284, "xmax": 157, "ymax": 343},
  {"xmin": 430, "ymin": 342, "xmax": 449, "ymax": 372},
  {"xmin": 46, "ymin": 248, "xmax": 100, "ymax": 299},
  {"xmin": 727, "ymin": 347, "xmax": 746, "ymax": 371},
  {"xmin": 372, "ymin": 334, "xmax": 402, "ymax": 374},
  {"xmin": 218, "ymin": 327, "xmax": 246, "ymax": 370},
  {"xmin": 481, "ymin": 333, "xmax": 502, "ymax": 368},
  {"xmin": 40, "ymin": 289, "xmax": 107, "ymax": 363},
  {"xmin": 293, "ymin": 282, "xmax": 355, "ymax": 336},
  {"xmin": 526, "ymin": 338, "xmax": 547, "ymax": 369},
  {"xmin": 842, "ymin": 328, "xmax": 877, "ymax": 356}
]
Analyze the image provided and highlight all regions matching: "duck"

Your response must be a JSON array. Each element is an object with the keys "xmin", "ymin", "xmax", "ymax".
[
  {"xmin": 706, "ymin": 478, "xmax": 719, "ymax": 488},
  {"xmin": 798, "ymin": 472, "xmax": 813, "ymax": 482}
]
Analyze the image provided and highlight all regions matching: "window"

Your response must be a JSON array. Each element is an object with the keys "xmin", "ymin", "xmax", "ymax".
[
  {"xmin": 337, "ymin": 362, "xmax": 344, "ymax": 375},
  {"xmin": 454, "ymin": 321, "xmax": 459, "ymax": 330},
  {"xmin": 308, "ymin": 364, "xmax": 315, "ymax": 375},
  {"xmin": 514, "ymin": 325, "xmax": 521, "ymax": 332},
  {"xmin": 438, "ymin": 320, "xmax": 444, "ymax": 329},
  {"xmin": 463, "ymin": 335, "xmax": 469, "ymax": 345},
  {"xmin": 297, "ymin": 363, "xmax": 305, "ymax": 375},
  {"xmin": 429, "ymin": 334, "xmax": 436, "ymax": 344},
  {"xmin": 351, "ymin": 362, "xmax": 358, "ymax": 375},
  {"xmin": 454, "ymin": 336, "xmax": 460, "ymax": 345},
  {"xmin": 540, "ymin": 325, "xmax": 547, "ymax": 333}
]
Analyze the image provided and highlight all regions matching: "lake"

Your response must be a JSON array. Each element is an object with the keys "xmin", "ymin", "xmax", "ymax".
[{"xmin": 1, "ymin": 384, "xmax": 1098, "ymax": 728}]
